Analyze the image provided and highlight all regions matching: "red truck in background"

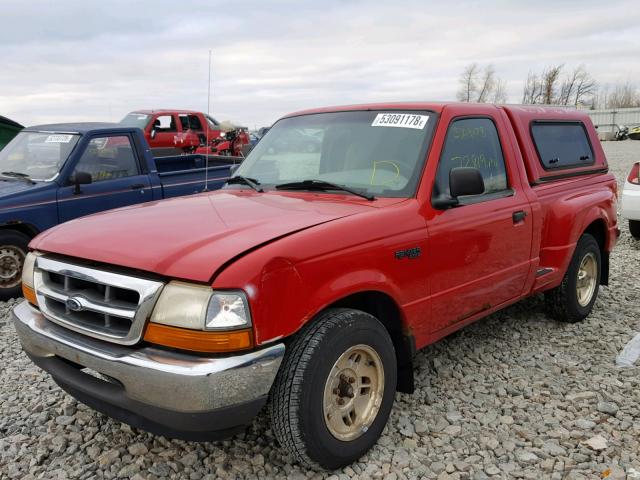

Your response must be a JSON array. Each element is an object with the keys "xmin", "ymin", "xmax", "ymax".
[
  {"xmin": 15, "ymin": 103, "xmax": 619, "ymax": 469},
  {"xmin": 120, "ymin": 109, "xmax": 249, "ymax": 156}
]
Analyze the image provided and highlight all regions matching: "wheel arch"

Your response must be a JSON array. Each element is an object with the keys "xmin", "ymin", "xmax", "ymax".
[
  {"xmin": 0, "ymin": 222, "xmax": 40, "ymax": 240},
  {"xmin": 325, "ymin": 290, "xmax": 416, "ymax": 394}
]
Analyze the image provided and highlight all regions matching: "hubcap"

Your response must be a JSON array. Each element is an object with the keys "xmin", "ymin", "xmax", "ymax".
[
  {"xmin": 576, "ymin": 252, "xmax": 597, "ymax": 307},
  {"xmin": 323, "ymin": 344, "xmax": 384, "ymax": 441},
  {"xmin": 0, "ymin": 245, "xmax": 25, "ymax": 288}
]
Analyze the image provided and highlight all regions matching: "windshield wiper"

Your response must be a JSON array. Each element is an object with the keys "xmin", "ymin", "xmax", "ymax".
[
  {"xmin": 275, "ymin": 179, "xmax": 375, "ymax": 201},
  {"xmin": 225, "ymin": 175, "xmax": 263, "ymax": 192},
  {"xmin": 1, "ymin": 171, "xmax": 35, "ymax": 184}
]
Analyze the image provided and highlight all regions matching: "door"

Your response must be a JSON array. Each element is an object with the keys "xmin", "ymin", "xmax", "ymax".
[
  {"xmin": 427, "ymin": 115, "xmax": 533, "ymax": 333},
  {"xmin": 179, "ymin": 114, "xmax": 207, "ymax": 145},
  {"xmin": 57, "ymin": 134, "xmax": 153, "ymax": 222},
  {"xmin": 148, "ymin": 114, "xmax": 178, "ymax": 148}
]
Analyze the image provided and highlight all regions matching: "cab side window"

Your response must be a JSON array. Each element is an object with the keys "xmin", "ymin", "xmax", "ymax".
[
  {"xmin": 153, "ymin": 115, "xmax": 176, "ymax": 132},
  {"xmin": 434, "ymin": 117, "xmax": 508, "ymax": 200},
  {"xmin": 73, "ymin": 136, "xmax": 140, "ymax": 183},
  {"xmin": 188, "ymin": 115, "xmax": 203, "ymax": 130}
]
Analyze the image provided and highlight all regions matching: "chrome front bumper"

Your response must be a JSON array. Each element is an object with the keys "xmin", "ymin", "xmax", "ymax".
[{"xmin": 13, "ymin": 300, "xmax": 285, "ymax": 439}]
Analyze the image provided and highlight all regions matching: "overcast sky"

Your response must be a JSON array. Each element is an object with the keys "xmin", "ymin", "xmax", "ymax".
[{"xmin": 1, "ymin": 0, "xmax": 639, "ymax": 128}]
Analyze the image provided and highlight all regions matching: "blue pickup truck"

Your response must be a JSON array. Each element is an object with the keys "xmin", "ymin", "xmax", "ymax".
[{"xmin": 0, "ymin": 122, "xmax": 240, "ymax": 299}]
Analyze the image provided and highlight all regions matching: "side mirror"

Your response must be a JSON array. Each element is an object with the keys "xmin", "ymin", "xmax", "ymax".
[
  {"xmin": 72, "ymin": 171, "xmax": 92, "ymax": 194},
  {"xmin": 433, "ymin": 167, "xmax": 484, "ymax": 209},
  {"xmin": 150, "ymin": 129, "xmax": 157, "ymax": 139},
  {"xmin": 450, "ymin": 167, "xmax": 484, "ymax": 198}
]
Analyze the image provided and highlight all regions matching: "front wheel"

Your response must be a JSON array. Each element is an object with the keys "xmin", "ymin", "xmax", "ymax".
[
  {"xmin": 0, "ymin": 230, "xmax": 30, "ymax": 301},
  {"xmin": 630, "ymin": 220, "xmax": 640, "ymax": 240},
  {"xmin": 544, "ymin": 233, "xmax": 601, "ymax": 323},
  {"xmin": 269, "ymin": 308, "xmax": 397, "ymax": 469}
]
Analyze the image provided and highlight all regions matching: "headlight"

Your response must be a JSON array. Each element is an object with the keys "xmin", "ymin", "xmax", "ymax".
[
  {"xmin": 145, "ymin": 281, "xmax": 253, "ymax": 353},
  {"xmin": 149, "ymin": 281, "xmax": 251, "ymax": 330},
  {"xmin": 22, "ymin": 252, "xmax": 38, "ymax": 306},
  {"xmin": 205, "ymin": 292, "xmax": 250, "ymax": 330}
]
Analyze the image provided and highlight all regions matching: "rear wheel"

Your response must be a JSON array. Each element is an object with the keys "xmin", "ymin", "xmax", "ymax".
[
  {"xmin": 629, "ymin": 220, "xmax": 640, "ymax": 240},
  {"xmin": 0, "ymin": 230, "xmax": 30, "ymax": 300},
  {"xmin": 544, "ymin": 234, "xmax": 600, "ymax": 323},
  {"xmin": 270, "ymin": 308, "xmax": 397, "ymax": 469}
]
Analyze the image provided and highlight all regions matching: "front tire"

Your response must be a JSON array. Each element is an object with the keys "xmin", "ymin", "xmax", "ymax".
[
  {"xmin": 0, "ymin": 230, "xmax": 30, "ymax": 301},
  {"xmin": 630, "ymin": 220, "xmax": 640, "ymax": 240},
  {"xmin": 544, "ymin": 233, "xmax": 601, "ymax": 323},
  {"xmin": 270, "ymin": 308, "xmax": 397, "ymax": 469}
]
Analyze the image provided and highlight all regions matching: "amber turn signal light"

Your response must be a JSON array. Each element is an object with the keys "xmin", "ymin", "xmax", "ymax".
[
  {"xmin": 143, "ymin": 323, "xmax": 253, "ymax": 353},
  {"xmin": 22, "ymin": 284, "xmax": 38, "ymax": 307}
]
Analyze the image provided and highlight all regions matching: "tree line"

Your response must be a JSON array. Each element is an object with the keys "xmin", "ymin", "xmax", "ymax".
[{"xmin": 456, "ymin": 63, "xmax": 640, "ymax": 109}]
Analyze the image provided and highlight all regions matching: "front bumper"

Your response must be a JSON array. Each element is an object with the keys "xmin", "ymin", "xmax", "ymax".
[{"xmin": 12, "ymin": 300, "xmax": 285, "ymax": 440}]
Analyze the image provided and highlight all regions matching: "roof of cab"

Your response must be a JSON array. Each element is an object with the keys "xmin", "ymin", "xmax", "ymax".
[
  {"xmin": 283, "ymin": 101, "xmax": 592, "ymax": 122},
  {"xmin": 129, "ymin": 109, "xmax": 201, "ymax": 115},
  {"xmin": 24, "ymin": 122, "xmax": 132, "ymax": 134},
  {"xmin": 284, "ymin": 102, "xmax": 449, "ymax": 118},
  {"xmin": 0, "ymin": 115, "xmax": 23, "ymax": 129}
]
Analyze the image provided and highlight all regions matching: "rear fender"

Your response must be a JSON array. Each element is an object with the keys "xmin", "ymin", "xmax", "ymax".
[{"xmin": 537, "ymin": 189, "xmax": 615, "ymax": 291}]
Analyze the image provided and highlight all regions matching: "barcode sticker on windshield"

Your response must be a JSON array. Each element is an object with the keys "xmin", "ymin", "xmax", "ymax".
[
  {"xmin": 45, "ymin": 134, "xmax": 73, "ymax": 143},
  {"xmin": 371, "ymin": 113, "xmax": 429, "ymax": 130}
]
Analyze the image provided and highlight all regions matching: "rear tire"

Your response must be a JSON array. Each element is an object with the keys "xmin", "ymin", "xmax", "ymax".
[
  {"xmin": 629, "ymin": 220, "xmax": 640, "ymax": 240},
  {"xmin": 0, "ymin": 230, "xmax": 30, "ymax": 301},
  {"xmin": 269, "ymin": 308, "xmax": 397, "ymax": 470},
  {"xmin": 544, "ymin": 234, "xmax": 600, "ymax": 323}
]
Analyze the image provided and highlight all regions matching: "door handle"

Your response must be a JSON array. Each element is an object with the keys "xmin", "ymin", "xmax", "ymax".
[
  {"xmin": 512, "ymin": 210, "xmax": 527, "ymax": 223},
  {"xmin": 130, "ymin": 184, "xmax": 145, "ymax": 190}
]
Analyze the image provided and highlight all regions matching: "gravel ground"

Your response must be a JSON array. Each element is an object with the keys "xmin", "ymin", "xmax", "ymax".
[{"xmin": 1, "ymin": 141, "xmax": 640, "ymax": 480}]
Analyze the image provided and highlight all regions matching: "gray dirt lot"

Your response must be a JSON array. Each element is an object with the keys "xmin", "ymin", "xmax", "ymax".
[{"xmin": 1, "ymin": 141, "xmax": 639, "ymax": 480}]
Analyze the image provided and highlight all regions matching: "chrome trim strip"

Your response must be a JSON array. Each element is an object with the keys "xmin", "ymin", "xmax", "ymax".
[{"xmin": 34, "ymin": 256, "xmax": 164, "ymax": 345}]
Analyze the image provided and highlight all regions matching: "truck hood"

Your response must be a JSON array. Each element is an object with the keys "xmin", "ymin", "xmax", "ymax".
[
  {"xmin": 32, "ymin": 190, "xmax": 396, "ymax": 282},
  {"xmin": 0, "ymin": 178, "xmax": 48, "ymax": 200}
]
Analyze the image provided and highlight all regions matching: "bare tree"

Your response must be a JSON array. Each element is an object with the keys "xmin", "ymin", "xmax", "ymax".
[
  {"xmin": 522, "ymin": 71, "xmax": 543, "ymax": 104},
  {"xmin": 456, "ymin": 63, "xmax": 507, "ymax": 103},
  {"xmin": 591, "ymin": 84, "xmax": 609, "ymax": 109},
  {"xmin": 476, "ymin": 65, "xmax": 496, "ymax": 103},
  {"xmin": 607, "ymin": 82, "xmax": 640, "ymax": 108},
  {"xmin": 491, "ymin": 79, "xmax": 508, "ymax": 104},
  {"xmin": 558, "ymin": 65, "xmax": 596, "ymax": 106},
  {"xmin": 522, "ymin": 65, "xmax": 572, "ymax": 105},
  {"xmin": 542, "ymin": 65, "xmax": 563, "ymax": 104},
  {"xmin": 456, "ymin": 63, "xmax": 480, "ymax": 102}
]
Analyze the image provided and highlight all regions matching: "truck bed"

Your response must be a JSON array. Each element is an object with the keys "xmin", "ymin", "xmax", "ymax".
[{"xmin": 154, "ymin": 153, "xmax": 242, "ymax": 197}]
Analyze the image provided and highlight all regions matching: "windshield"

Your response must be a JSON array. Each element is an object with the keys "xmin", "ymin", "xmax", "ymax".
[
  {"xmin": 119, "ymin": 113, "xmax": 151, "ymax": 130},
  {"xmin": 233, "ymin": 110, "xmax": 435, "ymax": 198},
  {"xmin": 205, "ymin": 114, "xmax": 220, "ymax": 129},
  {"xmin": 0, "ymin": 131, "xmax": 80, "ymax": 181}
]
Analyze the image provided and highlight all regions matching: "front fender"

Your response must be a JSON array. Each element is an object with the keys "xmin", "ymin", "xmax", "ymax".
[{"xmin": 239, "ymin": 256, "xmax": 407, "ymax": 345}]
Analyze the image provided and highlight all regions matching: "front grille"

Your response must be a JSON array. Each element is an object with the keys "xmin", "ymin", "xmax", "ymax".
[{"xmin": 34, "ymin": 256, "xmax": 164, "ymax": 345}]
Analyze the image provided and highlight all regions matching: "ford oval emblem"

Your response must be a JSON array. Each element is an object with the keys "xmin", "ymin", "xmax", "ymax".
[{"xmin": 65, "ymin": 297, "xmax": 83, "ymax": 312}]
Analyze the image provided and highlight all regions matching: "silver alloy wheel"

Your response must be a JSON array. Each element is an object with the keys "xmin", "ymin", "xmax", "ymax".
[
  {"xmin": 323, "ymin": 344, "xmax": 384, "ymax": 441},
  {"xmin": 576, "ymin": 252, "xmax": 597, "ymax": 307}
]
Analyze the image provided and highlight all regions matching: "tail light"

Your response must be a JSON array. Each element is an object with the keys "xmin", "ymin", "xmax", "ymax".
[{"xmin": 628, "ymin": 162, "xmax": 640, "ymax": 185}]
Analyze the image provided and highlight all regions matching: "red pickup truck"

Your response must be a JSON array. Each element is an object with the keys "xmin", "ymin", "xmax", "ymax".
[
  {"xmin": 14, "ymin": 103, "xmax": 619, "ymax": 469},
  {"xmin": 119, "ymin": 109, "xmax": 222, "ymax": 152}
]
